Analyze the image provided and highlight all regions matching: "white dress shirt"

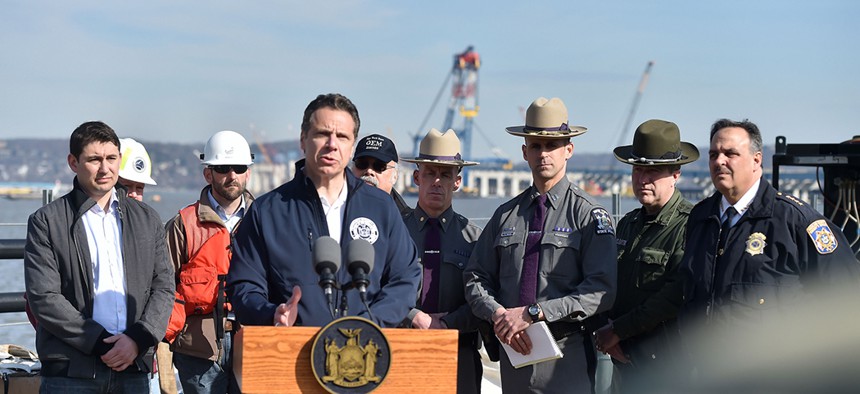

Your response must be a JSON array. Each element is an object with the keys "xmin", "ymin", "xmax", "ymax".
[{"xmin": 81, "ymin": 189, "xmax": 127, "ymax": 334}]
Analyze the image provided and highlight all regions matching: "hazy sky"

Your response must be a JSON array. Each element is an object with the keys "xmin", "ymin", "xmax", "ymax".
[{"xmin": 2, "ymin": 1, "xmax": 858, "ymax": 159}]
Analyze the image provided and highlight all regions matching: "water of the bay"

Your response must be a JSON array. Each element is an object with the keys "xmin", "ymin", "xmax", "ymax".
[{"xmin": 0, "ymin": 189, "xmax": 640, "ymax": 353}]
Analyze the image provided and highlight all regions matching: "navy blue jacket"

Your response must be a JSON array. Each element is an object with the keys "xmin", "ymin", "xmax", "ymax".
[
  {"xmin": 680, "ymin": 180, "xmax": 860, "ymax": 327},
  {"xmin": 227, "ymin": 161, "xmax": 420, "ymax": 328}
]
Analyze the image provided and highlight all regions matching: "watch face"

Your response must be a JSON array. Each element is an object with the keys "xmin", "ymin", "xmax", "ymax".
[{"xmin": 529, "ymin": 305, "xmax": 539, "ymax": 316}]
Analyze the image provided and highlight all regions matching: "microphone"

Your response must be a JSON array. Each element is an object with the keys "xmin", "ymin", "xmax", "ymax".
[
  {"xmin": 313, "ymin": 236, "xmax": 341, "ymax": 319},
  {"xmin": 347, "ymin": 239, "xmax": 375, "ymax": 301}
]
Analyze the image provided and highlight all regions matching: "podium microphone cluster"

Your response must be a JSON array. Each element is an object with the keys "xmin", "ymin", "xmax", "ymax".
[{"xmin": 313, "ymin": 236, "xmax": 341, "ymax": 319}]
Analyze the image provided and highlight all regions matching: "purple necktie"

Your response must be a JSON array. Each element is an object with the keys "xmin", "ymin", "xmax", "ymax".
[
  {"xmin": 518, "ymin": 194, "xmax": 547, "ymax": 306},
  {"xmin": 419, "ymin": 218, "xmax": 441, "ymax": 313}
]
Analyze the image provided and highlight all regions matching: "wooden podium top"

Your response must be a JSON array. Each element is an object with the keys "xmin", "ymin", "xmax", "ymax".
[{"xmin": 234, "ymin": 326, "xmax": 459, "ymax": 393}]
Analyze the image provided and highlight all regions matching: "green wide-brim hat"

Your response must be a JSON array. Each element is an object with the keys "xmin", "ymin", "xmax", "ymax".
[
  {"xmin": 402, "ymin": 128, "xmax": 479, "ymax": 167},
  {"xmin": 613, "ymin": 119, "xmax": 699, "ymax": 166},
  {"xmin": 506, "ymin": 97, "xmax": 587, "ymax": 138}
]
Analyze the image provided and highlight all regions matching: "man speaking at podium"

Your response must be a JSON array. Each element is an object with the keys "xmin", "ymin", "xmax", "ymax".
[{"xmin": 227, "ymin": 93, "xmax": 420, "ymax": 329}]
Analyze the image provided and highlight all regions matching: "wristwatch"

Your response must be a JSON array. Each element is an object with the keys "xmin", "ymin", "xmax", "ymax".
[{"xmin": 527, "ymin": 303, "xmax": 541, "ymax": 323}]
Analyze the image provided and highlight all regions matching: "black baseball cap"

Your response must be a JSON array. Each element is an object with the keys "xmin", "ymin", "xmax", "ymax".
[{"xmin": 354, "ymin": 134, "xmax": 399, "ymax": 163}]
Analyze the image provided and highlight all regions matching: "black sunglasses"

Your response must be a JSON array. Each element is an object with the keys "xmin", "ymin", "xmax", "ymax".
[
  {"xmin": 209, "ymin": 165, "xmax": 249, "ymax": 174},
  {"xmin": 354, "ymin": 158, "xmax": 392, "ymax": 173}
]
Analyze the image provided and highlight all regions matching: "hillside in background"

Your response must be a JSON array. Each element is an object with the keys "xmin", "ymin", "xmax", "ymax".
[
  {"xmin": 0, "ymin": 137, "xmax": 798, "ymax": 191},
  {"xmin": 0, "ymin": 138, "xmax": 300, "ymax": 190}
]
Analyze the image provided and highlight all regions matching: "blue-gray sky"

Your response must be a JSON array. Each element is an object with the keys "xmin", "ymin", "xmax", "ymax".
[{"xmin": 2, "ymin": 1, "xmax": 858, "ymax": 158}]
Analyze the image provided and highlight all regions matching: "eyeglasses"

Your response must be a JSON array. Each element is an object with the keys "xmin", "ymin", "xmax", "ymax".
[
  {"xmin": 354, "ymin": 158, "xmax": 394, "ymax": 173},
  {"xmin": 209, "ymin": 165, "xmax": 249, "ymax": 174}
]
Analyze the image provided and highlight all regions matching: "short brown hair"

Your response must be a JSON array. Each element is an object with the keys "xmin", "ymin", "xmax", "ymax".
[{"xmin": 300, "ymin": 93, "xmax": 360, "ymax": 138}]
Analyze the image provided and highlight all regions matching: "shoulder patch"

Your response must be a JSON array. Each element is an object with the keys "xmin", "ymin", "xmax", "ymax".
[
  {"xmin": 591, "ymin": 208, "xmax": 614, "ymax": 235},
  {"xmin": 806, "ymin": 219, "xmax": 838, "ymax": 254}
]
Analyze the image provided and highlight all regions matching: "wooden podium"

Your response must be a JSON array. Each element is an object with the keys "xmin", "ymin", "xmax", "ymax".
[{"xmin": 234, "ymin": 326, "xmax": 458, "ymax": 393}]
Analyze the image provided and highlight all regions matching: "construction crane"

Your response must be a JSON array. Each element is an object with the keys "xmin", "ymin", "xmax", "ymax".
[
  {"xmin": 415, "ymin": 46, "xmax": 480, "ymax": 160},
  {"xmin": 610, "ymin": 61, "xmax": 655, "ymax": 169}
]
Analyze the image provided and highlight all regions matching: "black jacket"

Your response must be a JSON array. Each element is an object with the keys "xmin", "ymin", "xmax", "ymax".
[
  {"xmin": 24, "ymin": 179, "xmax": 175, "ymax": 378},
  {"xmin": 680, "ymin": 180, "xmax": 860, "ymax": 328}
]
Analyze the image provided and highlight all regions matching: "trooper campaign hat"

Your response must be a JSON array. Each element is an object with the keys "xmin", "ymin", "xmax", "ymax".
[
  {"xmin": 506, "ymin": 97, "xmax": 587, "ymax": 138},
  {"xmin": 402, "ymin": 128, "xmax": 478, "ymax": 167},
  {"xmin": 613, "ymin": 119, "xmax": 699, "ymax": 166}
]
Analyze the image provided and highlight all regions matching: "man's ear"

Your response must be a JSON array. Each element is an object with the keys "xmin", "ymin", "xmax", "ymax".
[
  {"xmin": 203, "ymin": 167, "xmax": 213, "ymax": 184},
  {"xmin": 67, "ymin": 154, "xmax": 78, "ymax": 173},
  {"xmin": 412, "ymin": 170, "xmax": 420, "ymax": 186}
]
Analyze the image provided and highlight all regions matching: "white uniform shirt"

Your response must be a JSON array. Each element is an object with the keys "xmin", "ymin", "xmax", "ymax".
[{"xmin": 720, "ymin": 178, "xmax": 761, "ymax": 227}]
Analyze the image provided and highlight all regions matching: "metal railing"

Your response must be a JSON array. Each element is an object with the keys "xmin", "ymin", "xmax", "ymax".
[
  {"xmin": 0, "ymin": 189, "xmax": 51, "ymax": 313},
  {"xmin": 0, "ymin": 239, "xmax": 26, "ymax": 313}
]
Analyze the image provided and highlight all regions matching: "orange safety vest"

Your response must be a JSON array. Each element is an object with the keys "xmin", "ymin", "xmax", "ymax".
[{"xmin": 164, "ymin": 202, "xmax": 232, "ymax": 343}]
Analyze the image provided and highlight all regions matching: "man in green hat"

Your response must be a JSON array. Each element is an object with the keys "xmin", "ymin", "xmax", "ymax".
[
  {"xmin": 465, "ymin": 97, "xmax": 617, "ymax": 393},
  {"xmin": 593, "ymin": 119, "xmax": 699, "ymax": 392}
]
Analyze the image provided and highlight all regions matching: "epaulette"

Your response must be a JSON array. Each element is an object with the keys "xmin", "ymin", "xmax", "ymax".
[{"xmin": 775, "ymin": 191, "xmax": 807, "ymax": 208}]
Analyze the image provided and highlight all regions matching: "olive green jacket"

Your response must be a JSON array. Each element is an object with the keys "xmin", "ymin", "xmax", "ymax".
[{"xmin": 610, "ymin": 189, "xmax": 691, "ymax": 361}]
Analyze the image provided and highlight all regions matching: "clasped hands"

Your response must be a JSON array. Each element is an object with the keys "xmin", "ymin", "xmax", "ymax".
[
  {"xmin": 492, "ymin": 306, "xmax": 533, "ymax": 355},
  {"xmin": 593, "ymin": 320, "xmax": 629, "ymax": 363}
]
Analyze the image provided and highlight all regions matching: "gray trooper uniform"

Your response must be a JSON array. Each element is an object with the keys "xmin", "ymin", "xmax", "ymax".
[
  {"xmin": 403, "ymin": 205, "xmax": 482, "ymax": 393},
  {"xmin": 465, "ymin": 175, "xmax": 617, "ymax": 393}
]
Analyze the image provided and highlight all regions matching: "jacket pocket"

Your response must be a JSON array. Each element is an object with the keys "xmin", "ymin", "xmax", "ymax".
[
  {"xmin": 635, "ymin": 247, "xmax": 669, "ymax": 291},
  {"xmin": 177, "ymin": 266, "xmax": 218, "ymax": 315},
  {"xmin": 544, "ymin": 232, "xmax": 581, "ymax": 279},
  {"xmin": 728, "ymin": 282, "xmax": 801, "ymax": 326},
  {"xmin": 494, "ymin": 231, "xmax": 522, "ymax": 279}
]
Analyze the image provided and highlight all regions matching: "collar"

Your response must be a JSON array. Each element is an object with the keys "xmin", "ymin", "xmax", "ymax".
[
  {"xmin": 529, "ymin": 175, "xmax": 571, "ymax": 210},
  {"xmin": 641, "ymin": 189, "xmax": 684, "ymax": 226},
  {"xmin": 721, "ymin": 178, "xmax": 760, "ymax": 218},
  {"xmin": 85, "ymin": 187, "xmax": 119, "ymax": 215},
  {"xmin": 414, "ymin": 205, "xmax": 455, "ymax": 232},
  {"xmin": 294, "ymin": 158, "xmax": 363, "ymax": 199},
  {"xmin": 320, "ymin": 178, "xmax": 349, "ymax": 209},
  {"xmin": 207, "ymin": 188, "xmax": 246, "ymax": 218}
]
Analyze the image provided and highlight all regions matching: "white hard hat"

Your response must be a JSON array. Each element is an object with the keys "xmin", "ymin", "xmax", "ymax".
[
  {"xmin": 119, "ymin": 138, "xmax": 157, "ymax": 185},
  {"xmin": 200, "ymin": 130, "xmax": 254, "ymax": 166}
]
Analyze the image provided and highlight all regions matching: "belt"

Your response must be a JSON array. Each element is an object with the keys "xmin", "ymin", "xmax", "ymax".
[{"xmin": 546, "ymin": 321, "xmax": 584, "ymax": 341}]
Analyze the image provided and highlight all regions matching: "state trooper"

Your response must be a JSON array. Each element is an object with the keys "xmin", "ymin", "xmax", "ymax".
[
  {"xmin": 401, "ymin": 128, "xmax": 482, "ymax": 393},
  {"xmin": 464, "ymin": 97, "xmax": 617, "ymax": 393}
]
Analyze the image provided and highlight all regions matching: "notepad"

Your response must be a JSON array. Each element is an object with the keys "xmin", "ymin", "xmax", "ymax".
[{"xmin": 499, "ymin": 321, "xmax": 563, "ymax": 368}]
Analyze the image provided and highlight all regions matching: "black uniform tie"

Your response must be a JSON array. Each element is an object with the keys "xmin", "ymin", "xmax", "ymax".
[{"xmin": 718, "ymin": 207, "xmax": 737, "ymax": 255}]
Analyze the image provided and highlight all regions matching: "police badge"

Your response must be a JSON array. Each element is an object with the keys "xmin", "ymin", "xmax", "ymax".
[
  {"xmin": 311, "ymin": 316, "xmax": 391, "ymax": 393},
  {"xmin": 807, "ymin": 219, "xmax": 838, "ymax": 254},
  {"xmin": 745, "ymin": 232, "xmax": 767, "ymax": 256}
]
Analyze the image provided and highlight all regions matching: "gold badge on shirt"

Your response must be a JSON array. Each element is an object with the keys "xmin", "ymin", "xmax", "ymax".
[{"xmin": 745, "ymin": 232, "xmax": 767, "ymax": 256}]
